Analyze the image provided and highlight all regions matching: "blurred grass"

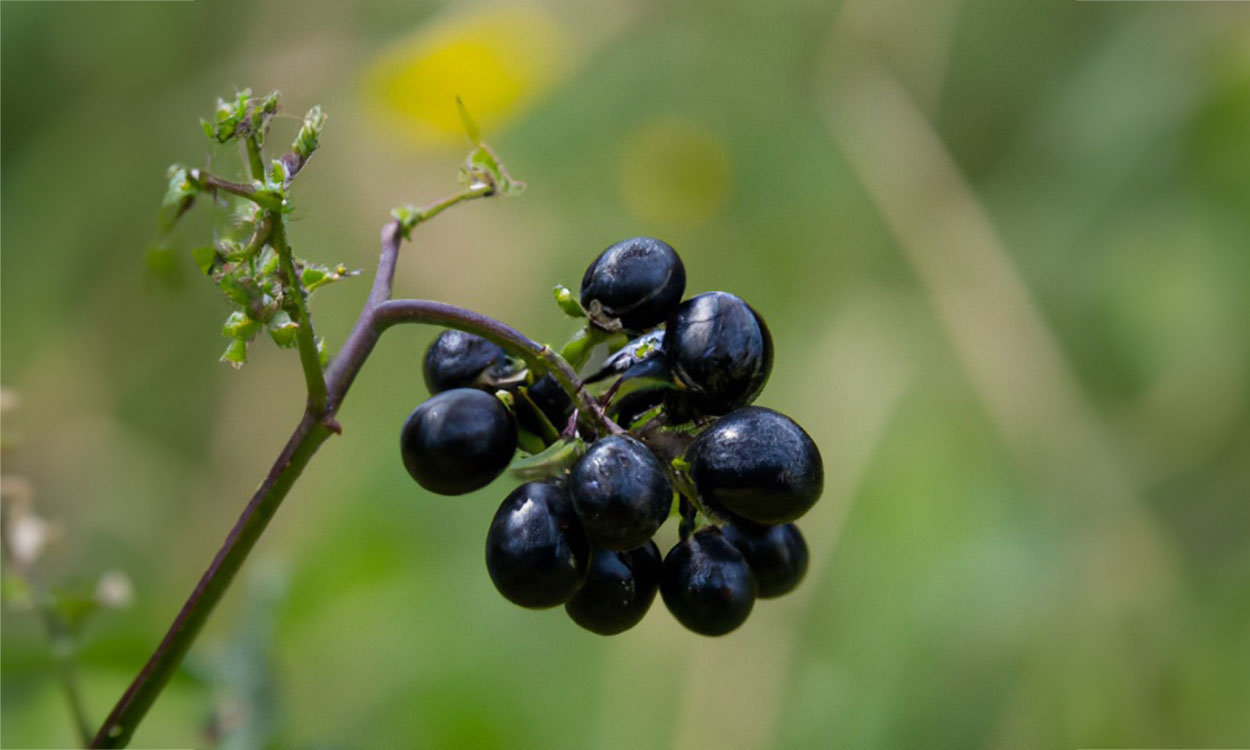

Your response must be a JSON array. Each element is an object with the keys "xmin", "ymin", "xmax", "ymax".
[{"xmin": 3, "ymin": 0, "xmax": 1249, "ymax": 748}]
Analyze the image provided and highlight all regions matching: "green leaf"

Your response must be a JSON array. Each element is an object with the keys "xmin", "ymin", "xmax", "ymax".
[
  {"xmin": 191, "ymin": 245, "xmax": 220, "ymax": 275},
  {"xmin": 205, "ymin": 89, "xmax": 252, "ymax": 143},
  {"xmin": 159, "ymin": 164, "xmax": 199, "ymax": 232},
  {"xmin": 217, "ymin": 275, "xmax": 254, "ymax": 307},
  {"xmin": 253, "ymin": 90, "xmax": 281, "ymax": 145},
  {"xmin": 510, "ymin": 439, "xmax": 586, "ymax": 481},
  {"xmin": 300, "ymin": 262, "xmax": 359, "ymax": 293},
  {"xmin": 221, "ymin": 338, "xmax": 248, "ymax": 369},
  {"xmin": 461, "ymin": 143, "xmax": 526, "ymax": 197},
  {"xmin": 221, "ymin": 311, "xmax": 261, "ymax": 340},
  {"xmin": 267, "ymin": 311, "xmax": 299, "ymax": 348}
]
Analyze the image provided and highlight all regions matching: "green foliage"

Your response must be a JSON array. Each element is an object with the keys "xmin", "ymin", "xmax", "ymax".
[{"xmin": 165, "ymin": 90, "xmax": 355, "ymax": 368}]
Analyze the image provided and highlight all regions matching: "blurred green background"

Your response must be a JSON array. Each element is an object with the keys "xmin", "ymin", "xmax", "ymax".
[{"xmin": 3, "ymin": 0, "xmax": 1249, "ymax": 748}]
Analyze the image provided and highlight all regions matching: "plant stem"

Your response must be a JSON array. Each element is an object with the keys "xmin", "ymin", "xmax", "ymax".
[
  {"xmin": 270, "ymin": 216, "xmax": 329, "ymax": 416},
  {"xmin": 395, "ymin": 183, "xmax": 495, "ymax": 239},
  {"xmin": 244, "ymin": 134, "xmax": 266, "ymax": 183},
  {"xmin": 92, "ymin": 199, "xmax": 616, "ymax": 749},
  {"xmin": 90, "ymin": 413, "xmax": 333, "ymax": 748}
]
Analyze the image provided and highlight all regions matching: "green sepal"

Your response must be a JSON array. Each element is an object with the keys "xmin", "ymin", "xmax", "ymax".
[
  {"xmin": 217, "ymin": 275, "xmax": 254, "ymax": 307},
  {"xmin": 221, "ymin": 338, "xmax": 249, "ymax": 368},
  {"xmin": 553, "ymin": 285, "xmax": 585, "ymax": 318},
  {"xmin": 267, "ymin": 311, "xmax": 299, "ymax": 348},
  {"xmin": 510, "ymin": 439, "xmax": 586, "ymax": 481},
  {"xmin": 221, "ymin": 311, "xmax": 261, "ymax": 340}
]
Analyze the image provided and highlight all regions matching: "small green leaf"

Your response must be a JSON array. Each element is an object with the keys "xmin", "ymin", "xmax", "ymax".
[
  {"xmin": 300, "ymin": 262, "xmax": 359, "ymax": 293},
  {"xmin": 461, "ymin": 143, "xmax": 526, "ymax": 197},
  {"xmin": 221, "ymin": 311, "xmax": 261, "ymax": 340},
  {"xmin": 267, "ymin": 311, "xmax": 299, "ymax": 348},
  {"xmin": 205, "ymin": 89, "xmax": 252, "ymax": 143},
  {"xmin": 510, "ymin": 439, "xmax": 586, "ymax": 481},
  {"xmin": 217, "ymin": 275, "xmax": 254, "ymax": 307},
  {"xmin": 221, "ymin": 338, "xmax": 248, "ymax": 368},
  {"xmin": 253, "ymin": 90, "xmax": 281, "ymax": 145},
  {"xmin": 191, "ymin": 245, "xmax": 220, "ymax": 275},
  {"xmin": 159, "ymin": 165, "xmax": 199, "ymax": 232},
  {"xmin": 301, "ymin": 267, "xmax": 326, "ymax": 288}
]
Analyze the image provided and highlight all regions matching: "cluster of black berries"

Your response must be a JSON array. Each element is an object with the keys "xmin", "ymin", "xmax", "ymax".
[{"xmin": 400, "ymin": 237, "xmax": 823, "ymax": 636}]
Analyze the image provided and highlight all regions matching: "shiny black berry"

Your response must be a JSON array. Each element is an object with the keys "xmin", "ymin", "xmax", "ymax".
[
  {"xmin": 580, "ymin": 237, "xmax": 685, "ymax": 332},
  {"xmin": 565, "ymin": 540, "xmax": 662, "ymax": 635},
  {"xmin": 400, "ymin": 389, "xmax": 517, "ymax": 495},
  {"xmin": 486, "ymin": 482, "xmax": 590, "ymax": 608},
  {"xmin": 568, "ymin": 435, "xmax": 672, "ymax": 551},
  {"xmin": 516, "ymin": 374, "xmax": 574, "ymax": 436},
  {"xmin": 687, "ymin": 406, "xmax": 822, "ymax": 525},
  {"xmin": 423, "ymin": 330, "xmax": 510, "ymax": 394},
  {"xmin": 664, "ymin": 292, "xmax": 773, "ymax": 417},
  {"xmin": 720, "ymin": 521, "xmax": 809, "ymax": 598},
  {"xmin": 660, "ymin": 528, "xmax": 756, "ymax": 636}
]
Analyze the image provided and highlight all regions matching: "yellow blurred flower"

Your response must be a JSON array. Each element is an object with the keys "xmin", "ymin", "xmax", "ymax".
[
  {"xmin": 364, "ymin": 5, "xmax": 571, "ymax": 148},
  {"xmin": 618, "ymin": 118, "xmax": 733, "ymax": 226}
]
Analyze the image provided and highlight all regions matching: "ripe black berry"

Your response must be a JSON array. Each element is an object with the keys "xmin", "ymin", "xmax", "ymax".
[
  {"xmin": 486, "ymin": 482, "xmax": 590, "ymax": 608},
  {"xmin": 660, "ymin": 528, "xmax": 756, "ymax": 636},
  {"xmin": 400, "ymin": 388, "xmax": 517, "ymax": 495},
  {"xmin": 580, "ymin": 237, "xmax": 685, "ymax": 332},
  {"xmin": 565, "ymin": 540, "xmax": 661, "ymax": 635},
  {"xmin": 687, "ymin": 406, "xmax": 822, "ymax": 525},
  {"xmin": 569, "ymin": 435, "xmax": 672, "ymax": 551},
  {"xmin": 516, "ymin": 374, "xmax": 574, "ymax": 436},
  {"xmin": 423, "ymin": 330, "xmax": 510, "ymax": 394},
  {"xmin": 664, "ymin": 292, "xmax": 773, "ymax": 417},
  {"xmin": 720, "ymin": 521, "xmax": 809, "ymax": 598}
]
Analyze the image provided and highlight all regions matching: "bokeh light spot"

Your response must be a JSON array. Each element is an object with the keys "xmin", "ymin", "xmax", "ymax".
[
  {"xmin": 364, "ymin": 5, "xmax": 570, "ymax": 148},
  {"xmin": 618, "ymin": 118, "xmax": 733, "ymax": 226}
]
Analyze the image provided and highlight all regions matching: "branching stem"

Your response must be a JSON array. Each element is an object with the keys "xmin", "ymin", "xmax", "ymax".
[
  {"xmin": 91, "ymin": 188, "xmax": 618, "ymax": 748},
  {"xmin": 270, "ymin": 216, "xmax": 329, "ymax": 416}
]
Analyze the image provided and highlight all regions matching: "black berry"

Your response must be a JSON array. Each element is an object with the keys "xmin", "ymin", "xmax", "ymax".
[
  {"xmin": 565, "ymin": 540, "xmax": 662, "ymax": 635},
  {"xmin": 687, "ymin": 406, "xmax": 822, "ymax": 525},
  {"xmin": 486, "ymin": 482, "xmax": 590, "ymax": 608},
  {"xmin": 516, "ymin": 374, "xmax": 574, "ymax": 436},
  {"xmin": 664, "ymin": 292, "xmax": 773, "ymax": 417},
  {"xmin": 720, "ymin": 521, "xmax": 809, "ymax": 598},
  {"xmin": 660, "ymin": 528, "xmax": 756, "ymax": 636},
  {"xmin": 569, "ymin": 435, "xmax": 672, "ymax": 551},
  {"xmin": 580, "ymin": 237, "xmax": 685, "ymax": 332},
  {"xmin": 400, "ymin": 388, "xmax": 517, "ymax": 495},
  {"xmin": 423, "ymin": 330, "xmax": 510, "ymax": 394}
]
